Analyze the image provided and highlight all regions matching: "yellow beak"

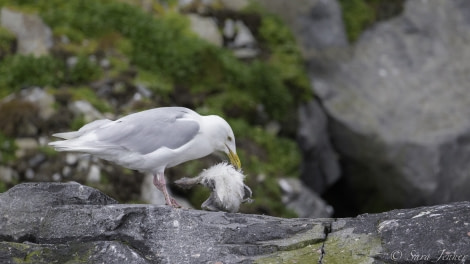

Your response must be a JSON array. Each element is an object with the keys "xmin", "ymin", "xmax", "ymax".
[{"xmin": 227, "ymin": 147, "xmax": 241, "ymax": 169}]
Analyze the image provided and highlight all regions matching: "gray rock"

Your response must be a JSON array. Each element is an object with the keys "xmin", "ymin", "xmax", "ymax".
[
  {"xmin": 61, "ymin": 166, "xmax": 72, "ymax": 178},
  {"xmin": 1, "ymin": 182, "xmax": 470, "ymax": 263},
  {"xmin": 0, "ymin": 182, "xmax": 327, "ymax": 263},
  {"xmin": 233, "ymin": 20, "xmax": 256, "ymax": 48},
  {"xmin": 66, "ymin": 56, "xmax": 78, "ymax": 68},
  {"xmin": 0, "ymin": 166, "xmax": 17, "ymax": 183},
  {"xmin": 254, "ymin": 0, "xmax": 348, "ymax": 57},
  {"xmin": 312, "ymin": 0, "xmax": 470, "ymax": 211},
  {"xmin": 233, "ymin": 48, "xmax": 259, "ymax": 59},
  {"xmin": 0, "ymin": 8, "xmax": 53, "ymax": 56},
  {"xmin": 25, "ymin": 168, "xmax": 34, "ymax": 180},
  {"xmin": 298, "ymin": 100, "xmax": 341, "ymax": 194},
  {"xmin": 226, "ymin": 20, "xmax": 258, "ymax": 59},
  {"xmin": 20, "ymin": 87, "xmax": 55, "ymax": 120},
  {"xmin": 65, "ymin": 153, "xmax": 79, "ymax": 165},
  {"xmin": 136, "ymin": 84, "xmax": 152, "ymax": 98},
  {"xmin": 254, "ymin": 0, "xmax": 344, "ymax": 195},
  {"xmin": 27, "ymin": 153, "xmax": 46, "ymax": 168},
  {"xmin": 68, "ymin": 100, "xmax": 104, "ymax": 122},
  {"xmin": 279, "ymin": 178, "xmax": 333, "ymax": 218},
  {"xmin": 188, "ymin": 14, "xmax": 222, "ymax": 47},
  {"xmin": 14, "ymin": 138, "xmax": 38, "ymax": 158},
  {"xmin": 219, "ymin": 0, "xmax": 248, "ymax": 11},
  {"xmin": 86, "ymin": 164, "xmax": 101, "ymax": 183},
  {"xmin": 223, "ymin": 18, "xmax": 236, "ymax": 39}
]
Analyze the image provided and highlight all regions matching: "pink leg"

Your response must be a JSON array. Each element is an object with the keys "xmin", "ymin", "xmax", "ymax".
[{"xmin": 153, "ymin": 172, "xmax": 181, "ymax": 208}]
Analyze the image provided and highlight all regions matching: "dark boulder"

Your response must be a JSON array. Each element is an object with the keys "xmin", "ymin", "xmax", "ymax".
[{"xmin": 1, "ymin": 182, "xmax": 470, "ymax": 263}]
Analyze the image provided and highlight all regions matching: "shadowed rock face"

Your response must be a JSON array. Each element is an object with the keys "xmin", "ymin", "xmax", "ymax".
[
  {"xmin": 263, "ymin": 0, "xmax": 470, "ymax": 213},
  {"xmin": 1, "ymin": 182, "xmax": 470, "ymax": 263},
  {"xmin": 316, "ymin": 0, "xmax": 470, "ymax": 212}
]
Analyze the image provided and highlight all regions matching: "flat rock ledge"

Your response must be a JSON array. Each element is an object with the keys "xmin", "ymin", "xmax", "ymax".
[{"xmin": 1, "ymin": 183, "xmax": 469, "ymax": 264}]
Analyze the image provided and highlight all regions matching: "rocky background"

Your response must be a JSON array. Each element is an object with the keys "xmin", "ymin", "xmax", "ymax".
[{"xmin": 0, "ymin": 0, "xmax": 469, "ymax": 219}]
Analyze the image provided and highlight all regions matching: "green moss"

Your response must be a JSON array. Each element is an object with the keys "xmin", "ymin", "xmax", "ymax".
[
  {"xmin": 0, "ymin": 132, "xmax": 17, "ymax": 164},
  {"xmin": 256, "ymin": 227, "xmax": 383, "ymax": 264},
  {"xmin": 67, "ymin": 55, "xmax": 103, "ymax": 84},
  {"xmin": 134, "ymin": 68, "xmax": 173, "ymax": 97},
  {"xmin": 339, "ymin": 0, "xmax": 405, "ymax": 42},
  {"xmin": 57, "ymin": 39, "xmax": 99, "ymax": 56},
  {"xmin": 52, "ymin": 26, "xmax": 85, "ymax": 43},
  {"xmin": 38, "ymin": 146, "xmax": 58, "ymax": 157},
  {"xmin": 0, "ymin": 26, "xmax": 16, "ymax": 57},
  {"xmin": 112, "ymin": 33, "xmax": 133, "ymax": 56},
  {"xmin": 0, "ymin": 99, "xmax": 39, "ymax": 137},
  {"xmin": 0, "ymin": 55, "xmax": 64, "ymax": 97},
  {"xmin": 254, "ymin": 224, "xmax": 326, "ymax": 263},
  {"xmin": 70, "ymin": 115, "xmax": 86, "ymax": 131},
  {"xmin": 322, "ymin": 229, "xmax": 383, "ymax": 263},
  {"xmin": 25, "ymin": 0, "xmax": 307, "ymax": 121},
  {"xmin": 258, "ymin": 15, "xmax": 311, "ymax": 104},
  {"xmin": 0, "ymin": 4, "xmax": 39, "ymax": 14},
  {"xmin": 231, "ymin": 119, "xmax": 301, "ymax": 177},
  {"xmin": 67, "ymin": 86, "xmax": 112, "ymax": 113},
  {"xmin": 255, "ymin": 244, "xmax": 321, "ymax": 264},
  {"xmin": 0, "ymin": 181, "xmax": 7, "ymax": 192},
  {"xmin": 338, "ymin": 0, "xmax": 374, "ymax": 42},
  {"xmin": 188, "ymin": 185, "xmax": 212, "ymax": 209},
  {"xmin": 3, "ymin": 241, "xmax": 91, "ymax": 264}
]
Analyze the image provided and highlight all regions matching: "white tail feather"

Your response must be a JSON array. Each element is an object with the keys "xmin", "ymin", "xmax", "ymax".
[
  {"xmin": 52, "ymin": 119, "xmax": 112, "ymax": 139},
  {"xmin": 49, "ymin": 119, "xmax": 113, "ymax": 151}
]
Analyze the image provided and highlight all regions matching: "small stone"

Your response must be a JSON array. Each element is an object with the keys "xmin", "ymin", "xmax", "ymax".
[
  {"xmin": 88, "ymin": 55, "xmax": 97, "ymax": 63},
  {"xmin": 52, "ymin": 173, "xmax": 61, "ymax": 181},
  {"xmin": 188, "ymin": 14, "xmax": 222, "ymax": 47},
  {"xmin": 60, "ymin": 35, "xmax": 70, "ymax": 44},
  {"xmin": 0, "ymin": 166, "xmax": 15, "ymax": 182},
  {"xmin": 20, "ymin": 87, "xmax": 55, "ymax": 120},
  {"xmin": 233, "ymin": 47, "xmax": 258, "ymax": 58},
  {"xmin": 0, "ymin": 7, "xmax": 53, "ymax": 56},
  {"xmin": 220, "ymin": 0, "xmax": 248, "ymax": 11},
  {"xmin": 87, "ymin": 164, "xmax": 101, "ymax": 183},
  {"xmin": 28, "ymin": 153, "xmax": 46, "ymax": 168},
  {"xmin": 136, "ymin": 84, "xmax": 152, "ymax": 98},
  {"xmin": 69, "ymin": 100, "xmax": 104, "ymax": 122},
  {"xmin": 66, "ymin": 56, "xmax": 78, "ymax": 68},
  {"xmin": 65, "ymin": 153, "xmax": 79, "ymax": 165},
  {"xmin": 233, "ymin": 21, "xmax": 255, "ymax": 47},
  {"xmin": 15, "ymin": 138, "xmax": 38, "ymax": 158},
  {"xmin": 62, "ymin": 166, "xmax": 72, "ymax": 178},
  {"xmin": 265, "ymin": 122, "xmax": 280, "ymax": 136},
  {"xmin": 279, "ymin": 178, "xmax": 333, "ymax": 218},
  {"xmin": 25, "ymin": 168, "xmax": 35, "ymax": 179},
  {"xmin": 100, "ymin": 59, "xmax": 110, "ymax": 68},
  {"xmin": 223, "ymin": 19, "xmax": 235, "ymax": 39},
  {"xmin": 278, "ymin": 178, "xmax": 294, "ymax": 194},
  {"xmin": 38, "ymin": 136, "xmax": 49, "ymax": 146},
  {"xmin": 77, "ymin": 157, "xmax": 90, "ymax": 172},
  {"xmin": 133, "ymin": 93, "xmax": 142, "ymax": 101}
]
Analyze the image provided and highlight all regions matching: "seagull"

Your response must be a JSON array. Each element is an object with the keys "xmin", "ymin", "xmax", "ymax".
[{"xmin": 49, "ymin": 106, "xmax": 241, "ymax": 207}]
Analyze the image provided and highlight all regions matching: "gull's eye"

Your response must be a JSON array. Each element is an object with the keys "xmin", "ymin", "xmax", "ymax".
[{"xmin": 227, "ymin": 136, "xmax": 233, "ymax": 141}]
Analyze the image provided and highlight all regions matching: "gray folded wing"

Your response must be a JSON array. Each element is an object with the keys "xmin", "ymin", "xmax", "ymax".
[{"xmin": 91, "ymin": 108, "xmax": 200, "ymax": 154}]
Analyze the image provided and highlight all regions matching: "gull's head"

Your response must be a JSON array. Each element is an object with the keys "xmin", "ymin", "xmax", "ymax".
[{"xmin": 205, "ymin": 115, "xmax": 241, "ymax": 169}]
